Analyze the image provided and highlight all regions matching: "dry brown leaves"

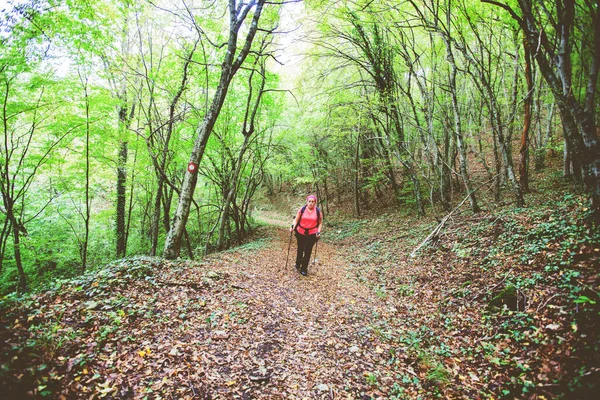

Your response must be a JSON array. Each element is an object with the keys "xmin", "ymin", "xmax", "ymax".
[{"xmin": 1, "ymin": 200, "xmax": 598, "ymax": 399}]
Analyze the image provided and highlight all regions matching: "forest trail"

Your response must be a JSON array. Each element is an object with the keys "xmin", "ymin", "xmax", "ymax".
[
  {"xmin": 187, "ymin": 224, "xmax": 402, "ymax": 398},
  {"xmin": 2, "ymin": 219, "xmax": 414, "ymax": 399},
  {"xmin": 4, "ymin": 199, "xmax": 598, "ymax": 399}
]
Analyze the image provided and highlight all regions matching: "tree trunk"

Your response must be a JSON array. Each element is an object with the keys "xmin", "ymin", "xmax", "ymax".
[
  {"xmin": 442, "ymin": 31, "xmax": 480, "ymax": 213},
  {"xmin": 519, "ymin": 36, "xmax": 533, "ymax": 193},
  {"xmin": 82, "ymin": 76, "xmax": 91, "ymax": 271},
  {"xmin": 125, "ymin": 141, "xmax": 138, "ymax": 252},
  {"xmin": 557, "ymin": 99, "xmax": 582, "ymax": 180},
  {"xmin": 10, "ymin": 216, "xmax": 27, "ymax": 293},
  {"xmin": 534, "ymin": 98, "xmax": 554, "ymax": 170},
  {"xmin": 354, "ymin": 127, "xmax": 361, "ymax": 218},
  {"xmin": 0, "ymin": 219, "xmax": 10, "ymax": 275},
  {"xmin": 151, "ymin": 178, "xmax": 164, "ymax": 256},
  {"xmin": 441, "ymin": 125, "xmax": 452, "ymax": 211},
  {"xmin": 116, "ymin": 136, "xmax": 128, "ymax": 258},
  {"xmin": 164, "ymin": 0, "xmax": 265, "ymax": 259},
  {"xmin": 217, "ymin": 135, "xmax": 250, "ymax": 250},
  {"xmin": 563, "ymin": 137, "xmax": 573, "ymax": 177}
]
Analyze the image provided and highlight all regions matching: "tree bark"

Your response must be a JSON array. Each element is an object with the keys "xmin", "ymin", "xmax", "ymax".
[
  {"xmin": 164, "ymin": 0, "xmax": 265, "ymax": 259},
  {"xmin": 440, "ymin": 24, "xmax": 481, "ymax": 213},
  {"xmin": 354, "ymin": 125, "xmax": 361, "ymax": 218},
  {"xmin": 519, "ymin": 36, "xmax": 533, "ymax": 193},
  {"xmin": 11, "ymin": 219, "xmax": 27, "ymax": 293},
  {"xmin": 116, "ymin": 128, "xmax": 128, "ymax": 258},
  {"xmin": 483, "ymin": 0, "xmax": 600, "ymax": 222},
  {"xmin": 82, "ymin": 72, "xmax": 91, "ymax": 271}
]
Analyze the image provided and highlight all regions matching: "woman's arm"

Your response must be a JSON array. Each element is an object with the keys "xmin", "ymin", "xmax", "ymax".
[{"xmin": 291, "ymin": 210, "xmax": 301, "ymax": 232}]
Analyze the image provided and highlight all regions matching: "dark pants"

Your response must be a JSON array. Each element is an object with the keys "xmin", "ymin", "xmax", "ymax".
[{"xmin": 295, "ymin": 232, "xmax": 317, "ymax": 272}]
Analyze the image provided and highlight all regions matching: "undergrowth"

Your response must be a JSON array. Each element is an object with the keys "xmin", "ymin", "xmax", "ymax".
[{"xmin": 332, "ymin": 190, "xmax": 599, "ymax": 399}]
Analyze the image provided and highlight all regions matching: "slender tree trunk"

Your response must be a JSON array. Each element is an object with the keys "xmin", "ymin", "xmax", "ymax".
[
  {"xmin": 519, "ymin": 36, "xmax": 533, "ymax": 193},
  {"xmin": 442, "ymin": 32, "xmax": 480, "ymax": 213},
  {"xmin": 183, "ymin": 228, "xmax": 194, "ymax": 259},
  {"xmin": 82, "ymin": 76, "xmax": 91, "ymax": 271},
  {"xmin": 116, "ymin": 133, "xmax": 128, "ymax": 258},
  {"xmin": 164, "ymin": 0, "xmax": 265, "ymax": 259},
  {"xmin": 441, "ymin": 125, "xmax": 452, "ymax": 211},
  {"xmin": 534, "ymin": 98, "xmax": 554, "ymax": 170},
  {"xmin": 491, "ymin": 99, "xmax": 525, "ymax": 206},
  {"xmin": 163, "ymin": 185, "xmax": 173, "ymax": 233},
  {"xmin": 500, "ymin": 134, "xmax": 525, "ymax": 206},
  {"xmin": 0, "ymin": 219, "xmax": 10, "ymax": 274},
  {"xmin": 9, "ymin": 215, "xmax": 27, "ymax": 293},
  {"xmin": 354, "ymin": 127, "xmax": 361, "ymax": 218},
  {"xmin": 557, "ymin": 105, "xmax": 581, "ymax": 179},
  {"xmin": 492, "ymin": 129, "xmax": 501, "ymax": 202},
  {"xmin": 151, "ymin": 179, "xmax": 164, "ymax": 255},
  {"xmin": 564, "ymin": 137, "xmax": 573, "ymax": 177},
  {"xmin": 125, "ymin": 140, "xmax": 138, "ymax": 253},
  {"xmin": 217, "ymin": 135, "xmax": 250, "ymax": 250}
]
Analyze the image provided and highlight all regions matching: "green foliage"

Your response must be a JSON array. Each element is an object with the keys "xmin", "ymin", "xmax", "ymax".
[
  {"xmin": 228, "ymin": 238, "xmax": 272, "ymax": 252},
  {"xmin": 326, "ymin": 220, "xmax": 366, "ymax": 241},
  {"xmin": 487, "ymin": 195, "xmax": 599, "ymax": 296}
]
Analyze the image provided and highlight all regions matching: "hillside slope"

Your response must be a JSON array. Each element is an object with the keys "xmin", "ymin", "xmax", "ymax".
[{"xmin": 1, "ymin": 191, "xmax": 598, "ymax": 399}]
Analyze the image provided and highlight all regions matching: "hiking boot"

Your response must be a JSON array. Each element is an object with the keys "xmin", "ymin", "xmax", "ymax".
[
  {"xmin": 295, "ymin": 264, "xmax": 300, "ymax": 272},
  {"xmin": 300, "ymin": 267, "xmax": 307, "ymax": 276}
]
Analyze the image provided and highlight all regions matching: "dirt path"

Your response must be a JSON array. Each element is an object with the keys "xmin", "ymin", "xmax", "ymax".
[
  {"xmin": 196, "ymin": 229, "xmax": 386, "ymax": 398},
  {"xmin": 5, "ymin": 201, "xmax": 597, "ymax": 399},
  {"xmin": 3, "ymin": 218, "xmax": 409, "ymax": 399},
  {"xmin": 165, "ymin": 226, "xmax": 402, "ymax": 399}
]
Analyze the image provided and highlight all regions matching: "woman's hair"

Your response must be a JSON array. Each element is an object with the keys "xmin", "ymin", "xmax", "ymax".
[{"xmin": 306, "ymin": 195, "xmax": 317, "ymax": 202}]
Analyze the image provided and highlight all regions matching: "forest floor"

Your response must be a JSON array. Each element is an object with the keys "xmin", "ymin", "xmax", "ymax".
[{"xmin": 1, "ymin": 185, "xmax": 599, "ymax": 399}]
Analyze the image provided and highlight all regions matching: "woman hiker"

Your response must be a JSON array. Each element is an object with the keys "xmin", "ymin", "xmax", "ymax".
[{"xmin": 290, "ymin": 195, "xmax": 323, "ymax": 276}]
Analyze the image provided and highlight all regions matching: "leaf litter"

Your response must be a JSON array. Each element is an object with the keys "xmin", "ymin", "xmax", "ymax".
[{"xmin": 1, "ymin": 195, "xmax": 599, "ymax": 399}]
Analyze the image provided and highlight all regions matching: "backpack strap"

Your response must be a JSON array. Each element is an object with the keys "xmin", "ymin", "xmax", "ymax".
[
  {"xmin": 298, "ymin": 206, "xmax": 321, "ymax": 232},
  {"xmin": 299, "ymin": 205, "xmax": 321, "ymax": 221}
]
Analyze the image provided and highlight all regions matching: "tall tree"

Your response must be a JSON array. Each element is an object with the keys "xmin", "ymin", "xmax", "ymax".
[
  {"xmin": 0, "ymin": 1, "xmax": 79, "ymax": 291},
  {"xmin": 217, "ymin": 50, "xmax": 269, "ymax": 250},
  {"xmin": 519, "ymin": 34, "xmax": 534, "ymax": 193},
  {"xmin": 101, "ymin": 0, "xmax": 139, "ymax": 258},
  {"xmin": 163, "ymin": 0, "xmax": 267, "ymax": 259},
  {"xmin": 483, "ymin": 0, "xmax": 600, "ymax": 222}
]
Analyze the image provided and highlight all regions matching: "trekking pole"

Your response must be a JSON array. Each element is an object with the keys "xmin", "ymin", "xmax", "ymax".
[
  {"xmin": 285, "ymin": 228, "xmax": 293, "ymax": 270},
  {"xmin": 312, "ymin": 238, "xmax": 319, "ymax": 267}
]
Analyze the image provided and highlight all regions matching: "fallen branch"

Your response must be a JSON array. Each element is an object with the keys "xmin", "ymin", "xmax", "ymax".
[
  {"xmin": 536, "ymin": 293, "xmax": 561, "ymax": 313},
  {"xmin": 410, "ymin": 173, "xmax": 501, "ymax": 258},
  {"xmin": 156, "ymin": 280, "xmax": 206, "ymax": 291},
  {"xmin": 410, "ymin": 191, "xmax": 472, "ymax": 258},
  {"xmin": 409, "ymin": 214, "xmax": 451, "ymax": 258}
]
